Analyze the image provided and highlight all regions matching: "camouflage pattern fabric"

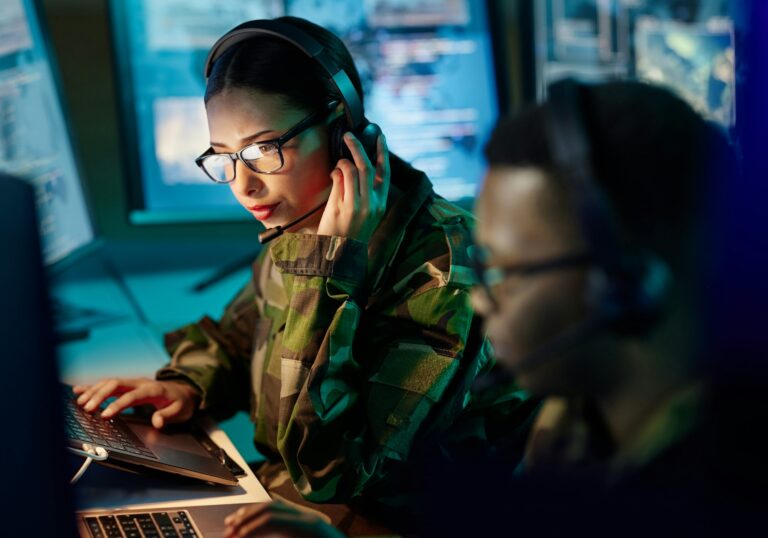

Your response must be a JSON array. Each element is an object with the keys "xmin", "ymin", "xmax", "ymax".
[
  {"xmin": 250, "ymin": 459, "xmax": 397, "ymax": 537},
  {"xmin": 157, "ymin": 156, "xmax": 535, "ymax": 517},
  {"xmin": 523, "ymin": 383, "xmax": 705, "ymax": 483}
]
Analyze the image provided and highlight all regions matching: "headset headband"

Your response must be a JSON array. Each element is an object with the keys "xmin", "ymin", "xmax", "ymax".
[
  {"xmin": 545, "ymin": 78, "xmax": 671, "ymax": 333},
  {"xmin": 545, "ymin": 78, "xmax": 624, "ymax": 275},
  {"xmin": 203, "ymin": 20, "xmax": 364, "ymax": 130}
]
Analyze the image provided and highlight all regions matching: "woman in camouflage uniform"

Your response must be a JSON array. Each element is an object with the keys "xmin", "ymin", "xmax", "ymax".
[{"xmin": 74, "ymin": 16, "xmax": 535, "ymax": 536}]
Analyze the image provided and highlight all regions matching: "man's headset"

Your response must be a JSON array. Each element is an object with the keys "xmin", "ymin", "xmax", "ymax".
[
  {"xmin": 203, "ymin": 19, "xmax": 382, "ymax": 243},
  {"xmin": 510, "ymin": 79, "xmax": 672, "ymax": 373}
]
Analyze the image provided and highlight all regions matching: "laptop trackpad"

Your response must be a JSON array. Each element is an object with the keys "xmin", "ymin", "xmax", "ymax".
[
  {"xmin": 128, "ymin": 421, "xmax": 213, "ymax": 459},
  {"xmin": 124, "ymin": 420, "xmax": 238, "ymax": 484}
]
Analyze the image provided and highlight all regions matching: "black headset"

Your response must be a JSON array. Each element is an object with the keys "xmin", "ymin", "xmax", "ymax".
[
  {"xmin": 203, "ymin": 19, "xmax": 381, "ymax": 165},
  {"xmin": 544, "ymin": 78, "xmax": 671, "ymax": 336}
]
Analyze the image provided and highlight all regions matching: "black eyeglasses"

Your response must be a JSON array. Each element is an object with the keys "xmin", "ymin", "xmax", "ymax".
[
  {"xmin": 470, "ymin": 245, "xmax": 593, "ymax": 313},
  {"xmin": 195, "ymin": 100, "xmax": 338, "ymax": 183}
]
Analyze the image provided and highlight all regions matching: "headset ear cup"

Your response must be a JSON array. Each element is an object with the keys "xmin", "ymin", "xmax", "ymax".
[
  {"xmin": 359, "ymin": 122, "xmax": 382, "ymax": 163},
  {"xmin": 589, "ymin": 254, "xmax": 671, "ymax": 336},
  {"xmin": 329, "ymin": 118, "xmax": 381, "ymax": 164},
  {"xmin": 585, "ymin": 266, "xmax": 618, "ymax": 322},
  {"xmin": 328, "ymin": 117, "xmax": 348, "ymax": 163},
  {"xmin": 628, "ymin": 255, "xmax": 671, "ymax": 333}
]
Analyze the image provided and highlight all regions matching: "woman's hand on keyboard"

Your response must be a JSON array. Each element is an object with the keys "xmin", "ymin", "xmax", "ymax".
[{"xmin": 72, "ymin": 378, "xmax": 202, "ymax": 429}]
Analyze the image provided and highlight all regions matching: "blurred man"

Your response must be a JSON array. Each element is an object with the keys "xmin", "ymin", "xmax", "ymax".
[{"xmin": 466, "ymin": 79, "xmax": 744, "ymax": 534}]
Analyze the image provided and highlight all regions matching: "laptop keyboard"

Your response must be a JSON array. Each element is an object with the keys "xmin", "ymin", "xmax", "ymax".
[
  {"xmin": 84, "ymin": 510, "xmax": 199, "ymax": 537},
  {"xmin": 63, "ymin": 389, "xmax": 158, "ymax": 460}
]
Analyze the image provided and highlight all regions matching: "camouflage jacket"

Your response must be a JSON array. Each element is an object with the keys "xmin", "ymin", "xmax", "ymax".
[
  {"xmin": 157, "ymin": 156, "xmax": 534, "ymax": 507},
  {"xmin": 523, "ymin": 384, "xmax": 706, "ymax": 484}
]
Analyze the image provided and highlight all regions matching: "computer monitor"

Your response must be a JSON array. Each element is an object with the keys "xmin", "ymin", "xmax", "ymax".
[
  {"xmin": 0, "ymin": 0, "xmax": 96, "ymax": 266},
  {"xmin": 531, "ymin": 0, "xmax": 736, "ymax": 127},
  {"xmin": 634, "ymin": 16, "xmax": 735, "ymax": 127},
  {"xmin": 109, "ymin": 0, "xmax": 500, "ymax": 224},
  {"xmin": 0, "ymin": 173, "xmax": 78, "ymax": 537}
]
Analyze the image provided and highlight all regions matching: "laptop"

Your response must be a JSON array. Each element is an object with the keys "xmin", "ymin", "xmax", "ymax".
[
  {"xmin": 61, "ymin": 383, "xmax": 243, "ymax": 487},
  {"xmin": 0, "ymin": 174, "xmax": 268, "ymax": 537}
]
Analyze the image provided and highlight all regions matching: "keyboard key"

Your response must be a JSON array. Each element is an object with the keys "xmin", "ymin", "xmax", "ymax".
[
  {"xmin": 85, "ymin": 517, "xmax": 104, "ymax": 538},
  {"xmin": 135, "ymin": 514, "xmax": 160, "ymax": 536},
  {"xmin": 152, "ymin": 511, "xmax": 174, "ymax": 527},
  {"xmin": 98, "ymin": 515, "xmax": 122, "ymax": 538},
  {"xmin": 117, "ymin": 515, "xmax": 142, "ymax": 538},
  {"xmin": 151, "ymin": 512, "xmax": 181, "ymax": 538}
]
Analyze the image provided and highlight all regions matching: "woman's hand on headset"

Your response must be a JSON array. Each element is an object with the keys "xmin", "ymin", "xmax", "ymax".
[
  {"xmin": 72, "ymin": 378, "xmax": 201, "ymax": 429},
  {"xmin": 317, "ymin": 132, "xmax": 390, "ymax": 244}
]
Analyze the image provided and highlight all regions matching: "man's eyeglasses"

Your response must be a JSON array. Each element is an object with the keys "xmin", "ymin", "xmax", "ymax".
[
  {"xmin": 195, "ymin": 100, "xmax": 338, "ymax": 183},
  {"xmin": 470, "ymin": 245, "xmax": 593, "ymax": 313}
]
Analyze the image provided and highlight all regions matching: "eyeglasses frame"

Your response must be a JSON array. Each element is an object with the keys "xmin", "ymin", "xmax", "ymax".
[
  {"xmin": 471, "ymin": 249, "xmax": 594, "ymax": 313},
  {"xmin": 195, "ymin": 99, "xmax": 339, "ymax": 183}
]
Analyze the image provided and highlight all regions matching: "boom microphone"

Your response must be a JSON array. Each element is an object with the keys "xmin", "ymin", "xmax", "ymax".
[{"xmin": 258, "ymin": 200, "xmax": 327, "ymax": 244}]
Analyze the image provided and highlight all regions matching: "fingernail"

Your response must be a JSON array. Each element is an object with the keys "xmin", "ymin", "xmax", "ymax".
[
  {"xmin": 76, "ymin": 396, "xmax": 86, "ymax": 405},
  {"xmin": 344, "ymin": 131, "xmax": 353, "ymax": 140},
  {"xmin": 101, "ymin": 409, "xmax": 112, "ymax": 418},
  {"xmin": 84, "ymin": 402, "xmax": 94, "ymax": 411}
]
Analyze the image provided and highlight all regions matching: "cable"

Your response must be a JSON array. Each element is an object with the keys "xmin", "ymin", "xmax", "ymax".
[{"xmin": 69, "ymin": 443, "xmax": 108, "ymax": 485}]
